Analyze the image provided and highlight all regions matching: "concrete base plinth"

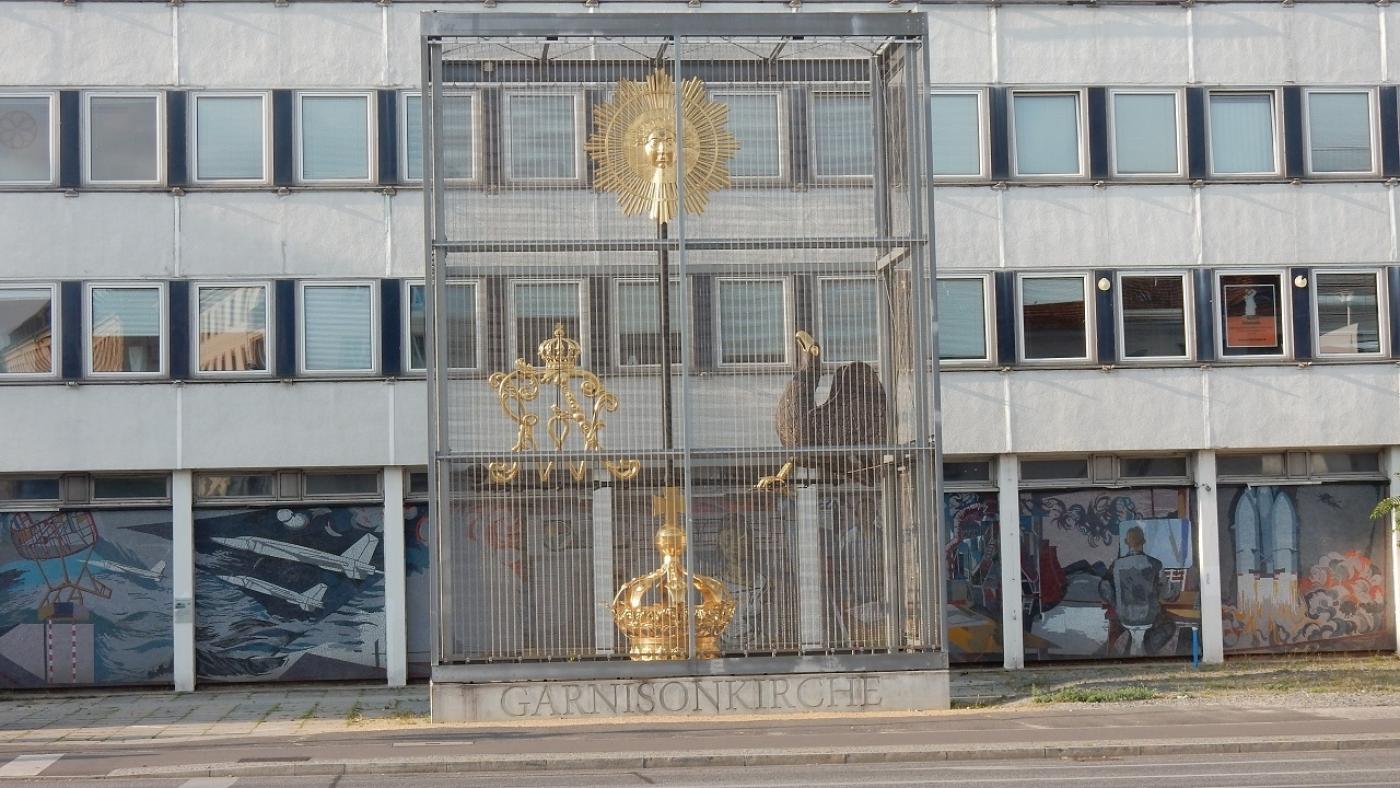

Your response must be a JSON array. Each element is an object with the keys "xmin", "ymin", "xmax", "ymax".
[{"xmin": 431, "ymin": 669, "xmax": 950, "ymax": 722}]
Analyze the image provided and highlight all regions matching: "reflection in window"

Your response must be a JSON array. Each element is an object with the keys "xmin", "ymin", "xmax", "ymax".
[
  {"xmin": 717, "ymin": 279, "xmax": 785, "ymax": 365},
  {"xmin": 1020, "ymin": 458, "xmax": 1089, "ymax": 481},
  {"xmin": 1217, "ymin": 453, "xmax": 1286, "ymax": 478},
  {"xmin": 90, "ymin": 286, "xmax": 162, "ymax": 374},
  {"xmin": 93, "ymin": 476, "xmax": 167, "ymax": 499},
  {"xmin": 819, "ymin": 278, "xmax": 878, "ymax": 363},
  {"xmin": 300, "ymin": 95, "xmax": 370, "ymax": 181},
  {"xmin": 1209, "ymin": 92, "xmax": 1276, "ymax": 175},
  {"xmin": 195, "ymin": 95, "xmax": 265, "ymax": 181},
  {"xmin": 305, "ymin": 471, "xmax": 379, "ymax": 497},
  {"xmin": 1012, "ymin": 93, "xmax": 1080, "ymax": 176},
  {"xmin": 616, "ymin": 279, "xmax": 680, "ymax": 367},
  {"xmin": 1112, "ymin": 92, "xmax": 1178, "ymax": 175},
  {"xmin": 1315, "ymin": 272, "xmax": 1380, "ymax": 355},
  {"xmin": 930, "ymin": 93, "xmax": 981, "ymax": 177},
  {"xmin": 811, "ymin": 94, "xmax": 873, "ymax": 178},
  {"xmin": 195, "ymin": 473, "xmax": 275, "ymax": 498},
  {"xmin": 0, "ymin": 96, "xmax": 52, "ymax": 183},
  {"xmin": 197, "ymin": 285, "xmax": 268, "ymax": 373},
  {"xmin": 1218, "ymin": 273, "xmax": 1284, "ymax": 357},
  {"xmin": 1120, "ymin": 275, "xmax": 1187, "ymax": 359},
  {"xmin": 506, "ymin": 94, "xmax": 577, "ymax": 180},
  {"xmin": 0, "ymin": 287, "xmax": 54, "ymax": 375},
  {"xmin": 717, "ymin": 93, "xmax": 781, "ymax": 178},
  {"xmin": 1307, "ymin": 91, "xmax": 1373, "ymax": 174},
  {"xmin": 405, "ymin": 94, "xmax": 474, "ymax": 180},
  {"xmin": 0, "ymin": 477, "xmax": 61, "ymax": 501},
  {"xmin": 936, "ymin": 278, "xmax": 987, "ymax": 361},
  {"xmin": 513, "ymin": 282, "xmax": 581, "ymax": 362},
  {"xmin": 302, "ymin": 284, "xmax": 374, "ymax": 372},
  {"xmin": 409, "ymin": 283, "xmax": 477, "ymax": 371},
  {"xmin": 88, "ymin": 95, "xmax": 159, "ymax": 183},
  {"xmin": 1120, "ymin": 456, "xmax": 1188, "ymax": 479},
  {"xmin": 1020, "ymin": 277, "xmax": 1087, "ymax": 361}
]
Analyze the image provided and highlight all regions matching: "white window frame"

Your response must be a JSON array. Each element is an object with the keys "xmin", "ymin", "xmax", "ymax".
[
  {"xmin": 611, "ymin": 277, "xmax": 689, "ymax": 370},
  {"xmin": 0, "ymin": 282, "xmax": 59, "ymax": 379},
  {"xmin": 815, "ymin": 274, "xmax": 880, "ymax": 365},
  {"xmin": 191, "ymin": 281, "xmax": 273, "ymax": 378},
  {"xmin": 1214, "ymin": 268, "xmax": 1291, "ymax": 360},
  {"xmin": 501, "ymin": 90, "xmax": 586, "ymax": 185},
  {"xmin": 710, "ymin": 88, "xmax": 788, "ymax": 183},
  {"xmin": 1015, "ymin": 272, "xmax": 1094, "ymax": 364},
  {"xmin": 1107, "ymin": 88, "xmax": 1186, "ymax": 180},
  {"xmin": 1310, "ymin": 268, "xmax": 1387, "ymax": 360},
  {"xmin": 295, "ymin": 91, "xmax": 376, "ymax": 185},
  {"xmin": 507, "ymin": 279, "xmax": 588, "ymax": 367},
  {"xmin": 297, "ymin": 280, "xmax": 379, "ymax": 376},
  {"xmin": 404, "ymin": 278, "xmax": 485, "ymax": 374},
  {"xmin": 189, "ymin": 92, "xmax": 271, "ymax": 185},
  {"xmin": 1205, "ymin": 88, "xmax": 1284, "ymax": 179},
  {"xmin": 713, "ymin": 276, "xmax": 794, "ymax": 369},
  {"xmin": 82, "ymin": 91, "xmax": 165, "ymax": 187},
  {"xmin": 399, "ymin": 90, "xmax": 482, "ymax": 185},
  {"xmin": 1009, "ymin": 88, "xmax": 1089, "ymax": 180},
  {"xmin": 0, "ymin": 92, "xmax": 59, "ymax": 186},
  {"xmin": 807, "ymin": 88, "xmax": 876, "ymax": 183},
  {"xmin": 1302, "ymin": 87, "xmax": 1380, "ymax": 178},
  {"xmin": 928, "ymin": 88, "xmax": 989, "ymax": 181},
  {"xmin": 84, "ymin": 281, "xmax": 167, "ymax": 378},
  {"xmin": 934, "ymin": 273, "xmax": 994, "ymax": 367},
  {"xmin": 1114, "ymin": 271, "xmax": 1193, "ymax": 363}
]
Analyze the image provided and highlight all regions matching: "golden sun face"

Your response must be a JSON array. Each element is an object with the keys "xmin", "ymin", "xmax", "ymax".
[{"xmin": 584, "ymin": 69, "xmax": 739, "ymax": 225}]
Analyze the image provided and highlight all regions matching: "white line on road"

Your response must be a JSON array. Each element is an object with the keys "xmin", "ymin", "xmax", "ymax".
[
  {"xmin": 179, "ymin": 779, "xmax": 238, "ymax": 788},
  {"xmin": 0, "ymin": 754, "xmax": 62, "ymax": 778},
  {"xmin": 653, "ymin": 766, "xmax": 1399, "ymax": 788}
]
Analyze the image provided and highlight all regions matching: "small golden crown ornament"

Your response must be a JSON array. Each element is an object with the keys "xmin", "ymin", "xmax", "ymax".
[{"xmin": 536, "ymin": 324, "xmax": 582, "ymax": 372}]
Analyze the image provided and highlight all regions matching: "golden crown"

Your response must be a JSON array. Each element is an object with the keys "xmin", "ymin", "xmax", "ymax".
[{"xmin": 536, "ymin": 323, "xmax": 582, "ymax": 369}]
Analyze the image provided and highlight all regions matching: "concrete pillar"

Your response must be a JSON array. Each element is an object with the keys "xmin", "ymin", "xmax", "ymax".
[
  {"xmin": 996, "ymin": 455, "xmax": 1023, "ymax": 670},
  {"xmin": 591, "ymin": 474, "xmax": 615, "ymax": 656},
  {"xmin": 1195, "ymin": 450, "xmax": 1226, "ymax": 665},
  {"xmin": 796, "ymin": 479, "xmax": 823, "ymax": 651},
  {"xmin": 171, "ymin": 470, "xmax": 195, "ymax": 692},
  {"xmin": 1389, "ymin": 447, "xmax": 1400, "ymax": 659},
  {"xmin": 383, "ymin": 466, "xmax": 407, "ymax": 687}
]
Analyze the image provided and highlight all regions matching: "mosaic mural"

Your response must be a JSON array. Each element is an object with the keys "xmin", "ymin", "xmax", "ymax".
[{"xmin": 944, "ymin": 492, "xmax": 1002, "ymax": 663}]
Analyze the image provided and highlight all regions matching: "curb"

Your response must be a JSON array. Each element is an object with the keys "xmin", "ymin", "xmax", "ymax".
[{"xmin": 96, "ymin": 735, "xmax": 1400, "ymax": 780}]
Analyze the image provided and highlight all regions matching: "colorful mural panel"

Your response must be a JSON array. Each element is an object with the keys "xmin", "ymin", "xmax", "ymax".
[
  {"xmin": 404, "ymin": 503, "xmax": 431, "ymax": 678},
  {"xmin": 0, "ymin": 509, "xmax": 173, "ymax": 688},
  {"xmin": 194, "ymin": 506, "xmax": 386, "ymax": 682},
  {"xmin": 1219, "ymin": 483, "xmax": 1395, "ymax": 654},
  {"xmin": 944, "ymin": 492, "xmax": 1002, "ymax": 663}
]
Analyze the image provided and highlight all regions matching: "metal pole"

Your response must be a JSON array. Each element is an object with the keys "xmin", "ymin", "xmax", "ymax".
[
  {"xmin": 658, "ymin": 220, "xmax": 675, "ymax": 484},
  {"xmin": 670, "ymin": 33, "xmax": 698, "ymax": 662},
  {"xmin": 421, "ymin": 35, "xmax": 446, "ymax": 673}
]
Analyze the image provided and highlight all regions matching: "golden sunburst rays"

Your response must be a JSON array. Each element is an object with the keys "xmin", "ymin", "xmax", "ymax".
[{"xmin": 585, "ymin": 69, "xmax": 740, "ymax": 225}]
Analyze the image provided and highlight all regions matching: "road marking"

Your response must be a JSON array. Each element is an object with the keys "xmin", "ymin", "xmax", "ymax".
[
  {"xmin": 656, "ymin": 766, "xmax": 1398, "ymax": 788},
  {"xmin": 0, "ymin": 754, "xmax": 62, "ymax": 777},
  {"xmin": 179, "ymin": 779, "xmax": 238, "ymax": 788}
]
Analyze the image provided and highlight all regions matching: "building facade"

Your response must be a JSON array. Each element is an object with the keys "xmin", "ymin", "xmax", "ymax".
[{"xmin": 1, "ymin": 0, "xmax": 1398, "ymax": 691}]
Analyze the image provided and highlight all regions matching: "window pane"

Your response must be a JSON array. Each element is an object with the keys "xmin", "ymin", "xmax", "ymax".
[
  {"xmin": 616, "ymin": 280, "xmax": 680, "ymax": 366},
  {"xmin": 0, "ymin": 288, "xmax": 53, "ymax": 374},
  {"xmin": 1209, "ymin": 93, "xmax": 1275, "ymax": 174},
  {"xmin": 811, "ymin": 94, "xmax": 873, "ymax": 178},
  {"xmin": 406, "ymin": 94, "xmax": 475, "ymax": 181},
  {"xmin": 717, "ymin": 93, "xmax": 781, "ymax": 178},
  {"xmin": 196, "ymin": 96, "xmax": 264, "ymax": 180},
  {"xmin": 1113, "ymin": 93, "xmax": 1178, "ymax": 174},
  {"xmin": 195, "ymin": 473, "xmax": 275, "ymax": 498},
  {"xmin": 1013, "ymin": 93, "xmax": 1080, "ymax": 175},
  {"xmin": 0, "ymin": 477, "xmax": 60, "ymax": 500},
  {"xmin": 514, "ymin": 282, "xmax": 580, "ymax": 361},
  {"xmin": 1120, "ymin": 276, "xmax": 1187, "ymax": 358},
  {"xmin": 91, "ymin": 287, "xmax": 161, "ymax": 373},
  {"xmin": 301, "ymin": 95, "xmax": 369, "ymax": 180},
  {"xmin": 930, "ymin": 93, "xmax": 981, "ymax": 176},
  {"xmin": 1120, "ymin": 456, "xmax": 1188, "ymax": 479},
  {"xmin": 1020, "ymin": 459, "xmax": 1088, "ymax": 481},
  {"xmin": 305, "ymin": 471, "xmax": 379, "ymax": 496},
  {"xmin": 88, "ymin": 96, "xmax": 158, "ymax": 182},
  {"xmin": 943, "ymin": 461, "xmax": 992, "ymax": 484},
  {"xmin": 0, "ymin": 96, "xmax": 51, "ymax": 182},
  {"xmin": 1309, "ymin": 92, "xmax": 1372, "ymax": 173},
  {"xmin": 718, "ymin": 280, "xmax": 785, "ymax": 364},
  {"xmin": 1310, "ymin": 451, "xmax": 1380, "ymax": 475},
  {"xmin": 507, "ymin": 94, "xmax": 576, "ymax": 180},
  {"xmin": 303, "ymin": 285, "xmax": 373, "ymax": 371},
  {"xmin": 93, "ymin": 476, "xmax": 166, "ymax": 499},
  {"xmin": 1219, "ymin": 274, "xmax": 1283, "ymax": 357},
  {"xmin": 936, "ymin": 278, "xmax": 987, "ymax": 360},
  {"xmin": 408, "ymin": 283, "xmax": 476, "ymax": 370},
  {"xmin": 1020, "ymin": 277, "xmax": 1086, "ymax": 360},
  {"xmin": 1315, "ymin": 272, "xmax": 1380, "ymax": 355},
  {"xmin": 1217, "ymin": 453, "xmax": 1285, "ymax": 477},
  {"xmin": 820, "ymin": 278, "xmax": 878, "ymax": 363},
  {"xmin": 197, "ymin": 286, "xmax": 267, "ymax": 372}
]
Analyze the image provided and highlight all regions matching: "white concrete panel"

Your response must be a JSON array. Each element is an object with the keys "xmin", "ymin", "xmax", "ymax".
[
  {"xmin": 1286, "ymin": 7, "xmax": 1383, "ymax": 85},
  {"xmin": 0, "ymin": 193, "xmax": 175, "ymax": 279},
  {"xmin": 179, "ymin": 4, "xmax": 385, "ymax": 88},
  {"xmin": 1200, "ymin": 184, "xmax": 1391, "ymax": 266},
  {"xmin": 0, "ymin": 3, "xmax": 173, "ymax": 86},
  {"xmin": 932, "ymin": 188, "xmax": 1000, "ymax": 269},
  {"xmin": 1207, "ymin": 365, "xmax": 1400, "ymax": 450},
  {"xmin": 1005, "ymin": 367, "xmax": 1205, "ymax": 454},
  {"xmin": 1101, "ymin": 187, "xmax": 1196, "ymax": 267},
  {"xmin": 997, "ymin": 7, "xmax": 1188, "ymax": 86},
  {"xmin": 1292, "ymin": 185, "xmax": 1393, "ymax": 265},
  {"xmin": 179, "ymin": 381, "xmax": 392, "ymax": 468},
  {"xmin": 0, "ymin": 384, "xmax": 177, "ymax": 473},
  {"xmin": 1194, "ymin": 6, "xmax": 1382, "ymax": 85},
  {"xmin": 1001, "ymin": 187, "xmax": 1102, "ymax": 269},
  {"xmin": 179, "ymin": 191, "xmax": 387, "ymax": 277},
  {"xmin": 390, "ymin": 194, "xmax": 427, "ymax": 277},
  {"xmin": 928, "ymin": 8, "xmax": 994, "ymax": 85},
  {"xmin": 394, "ymin": 379, "xmax": 429, "ymax": 466},
  {"xmin": 940, "ymin": 371, "xmax": 1006, "ymax": 456}
]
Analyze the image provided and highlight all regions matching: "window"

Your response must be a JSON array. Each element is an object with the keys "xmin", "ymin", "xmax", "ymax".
[
  {"xmin": 1018, "ymin": 275, "xmax": 1089, "ymax": 361},
  {"xmin": 87, "ymin": 284, "xmax": 164, "ymax": 375},
  {"xmin": 195, "ymin": 473, "xmax": 275, "ymax": 499},
  {"xmin": 1313, "ymin": 271, "xmax": 1382, "ymax": 357},
  {"xmin": 93, "ymin": 475, "xmax": 169, "ymax": 500},
  {"xmin": 195, "ymin": 283, "xmax": 269, "ymax": 374},
  {"xmin": 304, "ymin": 470, "xmax": 380, "ymax": 498},
  {"xmin": 943, "ymin": 460, "xmax": 993, "ymax": 486},
  {"xmin": 1218, "ymin": 450, "xmax": 1382, "ymax": 481},
  {"xmin": 1120, "ymin": 456, "xmax": 1189, "ymax": 479},
  {"xmin": 192, "ymin": 94, "xmax": 267, "ymax": 182},
  {"xmin": 818, "ymin": 277, "xmax": 878, "ymax": 363},
  {"xmin": 810, "ymin": 92, "xmax": 873, "ymax": 178},
  {"xmin": 504, "ymin": 93, "xmax": 580, "ymax": 181},
  {"xmin": 85, "ymin": 93, "xmax": 162, "ymax": 184},
  {"xmin": 406, "ymin": 281, "xmax": 478, "ymax": 372},
  {"xmin": 298, "ymin": 93, "xmax": 372, "ymax": 182},
  {"xmin": 1118, "ymin": 274, "xmax": 1189, "ymax": 360},
  {"xmin": 1111, "ymin": 91, "xmax": 1181, "ymax": 177},
  {"xmin": 0, "ymin": 476, "xmax": 61, "ymax": 502},
  {"xmin": 0, "ymin": 94, "xmax": 56, "ymax": 184},
  {"xmin": 1020, "ymin": 458, "xmax": 1090, "ymax": 482},
  {"xmin": 299, "ymin": 282, "xmax": 376, "ymax": 373},
  {"xmin": 936, "ymin": 277, "xmax": 990, "ymax": 362},
  {"xmin": 1310, "ymin": 451, "xmax": 1381, "ymax": 476},
  {"xmin": 0, "ymin": 285, "xmax": 56, "ymax": 376},
  {"xmin": 511, "ymin": 281, "xmax": 582, "ymax": 363},
  {"xmin": 715, "ymin": 92, "xmax": 783, "ymax": 178},
  {"xmin": 1305, "ymin": 90, "xmax": 1375, "ymax": 175},
  {"xmin": 1217, "ymin": 272, "xmax": 1285, "ymax": 357},
  {"xmin": 1011, "ymin": 92, "xmax": 1082, "ymax": 177},
  {"xmin": 615, "ymin": 279, "xmax": 681, "ymax": 367},
  {"xmin": 929, "ymin": 91, "xmax": 984, "ymax": 178},
  {"xmin": 1208, "ymin": 91, "xmax": 1279, "ymax": 176},
  {"xmin": 716, "ymin": 278, "xmax": 788, "ymax": 365},
  {"xmin": 1217, "ymin": 452, "xmax": 1286, "ymax": 478},
  {"xmin": 403, "ymin": 92, "xmax": 476, "ymax": 181}
]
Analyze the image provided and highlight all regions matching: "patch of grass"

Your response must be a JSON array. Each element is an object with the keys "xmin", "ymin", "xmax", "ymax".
[
  {"xmin": 256, "ymin": 703, "xmax": 281, "ymax": 724},
  {"xmin": 345, "ymin": 701, "xmax": 364, "ymax": 725},
  {"xmin": 297, "ymin": 703, "xmax": 320, "ymax": 722},
  {"xmin": 388, "ymin": 710, "xmax": 427, "ymax": 724},
  {"xmin": 1032, "ymin": 685, "xmax": 1159, "ymax": 704}
]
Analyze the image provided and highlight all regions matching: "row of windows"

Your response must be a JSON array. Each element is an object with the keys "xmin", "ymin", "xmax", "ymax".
[{"xmin": 0, "ymin": 268, "xmax": 1392, "ymax": 381}]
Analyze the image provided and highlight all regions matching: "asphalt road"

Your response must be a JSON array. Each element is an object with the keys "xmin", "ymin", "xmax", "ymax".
[{"xmin": 5, "ymin": 751, "xmax": 1400, "ymax": 787}]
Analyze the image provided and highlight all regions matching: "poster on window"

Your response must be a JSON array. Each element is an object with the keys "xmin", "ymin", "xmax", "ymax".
[{"xmin": 1223, "ymin": 283, "xmax": 1278, "ymax": 349}]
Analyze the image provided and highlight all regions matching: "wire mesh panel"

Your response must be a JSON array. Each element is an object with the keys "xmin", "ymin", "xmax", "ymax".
[{"xmin": 423, "ymin": 13, "xmax": 942, "ymax": 674}]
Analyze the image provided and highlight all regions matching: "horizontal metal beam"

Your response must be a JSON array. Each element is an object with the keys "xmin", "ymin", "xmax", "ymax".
[
  {"xmin": 443, "ymin": 259, "xmax": 910, "ymax": 277},
  {"xmin": 431, "ymin": 651, "xmax": 947, "ymax": 683},
  {"xmin": 438, "ymin": 445, "xmax": 936, "ymax": 462},
  {"xmin": 445, "ymin": 59, "xmax": 872, "ymax": 85},
  {"xmin": 422, "ymin": 12, "xmax": 927, "ymax": 40},
  {"xmin": 435, "ymin": 236, "xmax": 926, "ymax": 253}
]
